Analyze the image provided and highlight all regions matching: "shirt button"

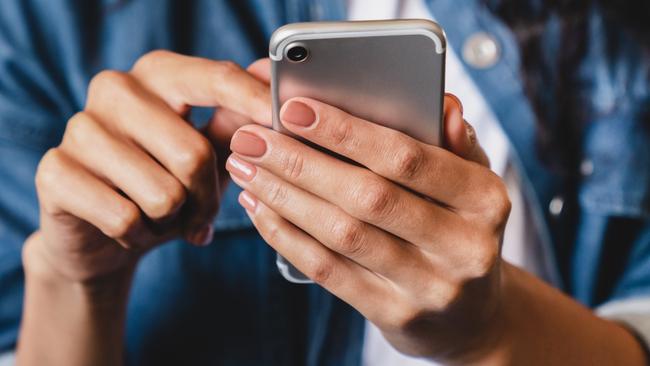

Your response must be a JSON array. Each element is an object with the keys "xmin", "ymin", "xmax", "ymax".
[
  {"xmin": 549, "ymin": 196, "xmax": 564, "ymax": 217},
  {"xmin": 462, "ymin": 32, "xmax": 501, "ymax": 69},
  {"xmin": 580, "ymin": 159, "xmax": 594, "ymax": 176}
]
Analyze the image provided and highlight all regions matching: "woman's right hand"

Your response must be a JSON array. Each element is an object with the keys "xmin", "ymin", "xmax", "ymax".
[{"xmin": 25, "ymin": 51, "xmax": 272, "ymax": 284}]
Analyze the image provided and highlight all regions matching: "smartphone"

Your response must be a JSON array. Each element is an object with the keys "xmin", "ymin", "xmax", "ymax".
[{"xmin": 269, "ymin": 20, "xmax": 446, "ymax": 283}]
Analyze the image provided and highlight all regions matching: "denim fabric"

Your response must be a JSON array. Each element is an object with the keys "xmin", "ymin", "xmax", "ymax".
[{"xmin": 0, "ymin": 0, "xmax": 649, "ymax": 364}]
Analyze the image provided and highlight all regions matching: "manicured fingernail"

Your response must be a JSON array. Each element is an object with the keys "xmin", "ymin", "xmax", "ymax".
[
  {"xmin": 191, "ymin": 224, "xmax": 214, "ymax": 246},
  {"xmin": 281, "ymin": 100, "xmax": 316, "ymax": 127},
  {"xmin": 238, "ymin": 191, "xmax": 258, "ymax": 213},
  {"xmin": 226, "ymin": 155, "xmax": 256, "ymax": 181},
  {"xmin": 446, "ymin": 93, "xmax": 464, "ymax": 116},
  {"xmin": 231, "ymin": 131, "xmax": 267, "ymax": 157}
]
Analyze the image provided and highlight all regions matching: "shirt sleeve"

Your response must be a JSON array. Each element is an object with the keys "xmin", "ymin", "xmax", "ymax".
[
  {"xmin": 0, "ymin": 351, "xmax": 14, "ymax": 366},
  {"xmin": 597, "ymin": 297, "xmax": 650, "ymax": 352},
  {"xmin": 594, "ymin": 222, "xmax": 650, "ymax": 353}
]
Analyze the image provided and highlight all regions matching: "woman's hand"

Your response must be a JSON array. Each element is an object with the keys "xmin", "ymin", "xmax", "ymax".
[
  {"xmin": 19, "ymin": 52, "xmax": 272, "ymax": 366},
  {"xmin": 27, "ymin": 51, "xmax": 272, "ymax": 284},
  {"xmin": 227, "ymin": 93, "xmax": 510, "ymax": 363}
]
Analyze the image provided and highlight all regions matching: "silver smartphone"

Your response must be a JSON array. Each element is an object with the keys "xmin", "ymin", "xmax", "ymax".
[{"xmin": 269, "ymin": 20, "xmax": 446, "ymax": 283}]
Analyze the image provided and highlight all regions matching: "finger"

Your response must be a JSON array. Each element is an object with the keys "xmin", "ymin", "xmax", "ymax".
[
  {"xmin": 226, "ymin": 155, "xmax": 429, "ymax": 280},
  {"xmin": 85, "ymin": 71, "xmax": 219, "ymax": 243},
  {"xmin": 229, "ymin": 126, "xmax": 464, "ymax": 247},
  {"xmin": 207, "ymin": 108, "xmax": 254, "ymax": 148},
  {"xmin": 276, "ymin": 97, "xmax": 494, "ymax": 209},
  {"xmin": 35, "ymin": 149, "xmax": 172, "ymax": 250},
  {"xmin": 204, "ymin": 58, "xmax": 272, "ymax": 150},
  {"xmin": 247, "ymin": 58, "xmax": 271, "ymax": 84},
  {"xmin": 60, "ymin": 113, "xmax": 186, "ymax": 223},
  {"xmin": 239, "ymin": 191, "xmax": 388, "ymax": 316},
  {"xmin": 443, "ymin": 94, "xmax": 490, "ymax": 168},
  {"xmin": 130, "ymin": 50, "xmax": 271, "ymax": 125}
]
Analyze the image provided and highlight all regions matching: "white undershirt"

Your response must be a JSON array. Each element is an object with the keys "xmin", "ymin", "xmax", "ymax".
[{"xmin": 349, "ymin": 1, "xmax": 548, "ymax": 365}]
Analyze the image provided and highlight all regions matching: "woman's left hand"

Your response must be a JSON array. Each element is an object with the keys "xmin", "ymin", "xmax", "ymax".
[{"xmin": 227, "ymin": 94, "xmax": 510, "ymax": 363}]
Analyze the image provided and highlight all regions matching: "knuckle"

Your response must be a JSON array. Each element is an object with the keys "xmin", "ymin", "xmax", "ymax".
[
  {"xmin": 146, "ymin": 180, "xmax": 186, "ymax": 219},
  {"xmin": 62, "ymin": 112, "xmax": 97, "ymax": 147},
  {"xmin": 354, "ymin": 176, "xmax": 395, "ymax": 220},
  {"xmin": 35, "ymin": 149, "xmax": 64, "ymax": 192},
  {"xmin": 216, "ymin": 60, "xmax": 242, "ymax": 74},
  {"xmin": 304, "ymin": 256, "xmax": 335, "ymax": 285},
  {"xmin": 132, "ymin": 49, "xmax": 174, "ymax": 73},
  {"xmin": 172, "ymin": 136, "xmax": 215, "ymax": 180},
  {"xmin": 35, "ymin": 149, "xmax": 67, "ymax": 214},
  {"xmin": 209, "ymin": 61, "xmax": 242, "ymax": 91},
  {"xmin": 465, "ymin": 241, "xmax": 499, "ymax": 280},
  {"xmin": 262, "ymin": 220, "xmax": 283, "ymax": 245},
  {"xmin": 88, "ymin": 70, "xmax": 133, "ymax": 101},
  {"xmin": 266, "ymin": 180, "xmax": 289, "ymax": 207},
  {"xmin": 329, "ymin": 114, "xmax": 356, "ymax": 149},
  {"xmin": 481, "ymin": 178, "xmax": 512, "ymax": 226},
  {"xmin": 330, "ymin": 219, "xmax": 367, "ymax": 257},
  {"xmin": 390, "ymin": 140, "xmax": 425, "ymax": 180},
  {"xmin": 279, "ymin": 150, "xmax": 305, "ymax": 180},
  {"xmin": 105, "ymin": 202, "xmax": 141, "ymax": 239}
]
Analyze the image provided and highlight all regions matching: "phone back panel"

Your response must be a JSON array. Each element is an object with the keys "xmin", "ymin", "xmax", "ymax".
[
  {"xmin": 269, "ymin": 20, "xmax": 446, "ymax": 283},
  {"xmin": 271, "ymin": 20, "xmax": 446, "ymax": 146}
]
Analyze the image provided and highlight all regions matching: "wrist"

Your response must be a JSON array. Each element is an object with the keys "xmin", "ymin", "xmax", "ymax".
[
  {"xmin": 19, "ymin": 232, "xmax": 133, "ymax": 366},
  {"xmin": 446, "ymin": 262, "xmax": 515, "ymax": 366},
  {"xmin": 22, "ymin": 231, "xmax": 135, "ymax": 304},
  {"xmin": 465, "ymin": 263, "xmax": 517, "ymax": 365}
]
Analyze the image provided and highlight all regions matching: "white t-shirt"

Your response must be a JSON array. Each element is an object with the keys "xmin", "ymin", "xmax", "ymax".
[{"xmin": 348, "ymin": 1, "xmax": 550, "ymax": 365}]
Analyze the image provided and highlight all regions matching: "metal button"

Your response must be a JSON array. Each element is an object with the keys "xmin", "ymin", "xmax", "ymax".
[
  {"xmin": 462, "ymin": 32, "xmax": 501, "ymax": 69},
  {"xmin": 549, "ymin": 196, "xmax": 564, "ymax": 216},
  {"xmin": 580, "ymin": 159, "xmax": 594, "ymax": 176}
]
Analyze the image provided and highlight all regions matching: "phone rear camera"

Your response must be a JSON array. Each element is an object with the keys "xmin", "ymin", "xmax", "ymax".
[{"xmin": 286, "ymin": 44, "xmax": 309, "ymax": 63}]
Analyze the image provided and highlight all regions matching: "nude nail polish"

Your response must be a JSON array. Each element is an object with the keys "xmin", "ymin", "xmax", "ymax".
[
  {"xmin": 226, "ymin": 155, "xmax": 256, "ymax": 181},
  {"xmin": 239, "ymin": 191, "xmax": 257, "ymax": 213},
  {"xmin": 281, "ymin": 100, "xmax": 316, "ymax": 127},
  {"xmin": 231, "ymin": 131, "xmax": 267, "ymax": 157}
]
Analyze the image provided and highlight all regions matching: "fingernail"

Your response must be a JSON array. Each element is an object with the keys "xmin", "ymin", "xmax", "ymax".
[
  {"xmin": 238, "ymin": 191, "xmax": 258, "ymax": 213},
  {"xmin": 191, "ymin": 224, "xmax": 214, "ymax": 246},
  {"xmin": 446, "ymin": 93, "xmax": 464, "ymax": 116},
  {"xmin": 464, "ymin": 120, "xmax": 476, "ymax": 145},
  {"xmin": 231, "ymin": 131, "xmax": 267, "ymax": 157},
  {"xmin": 226, "ymin": 155, "xmax": 256, "ymax": 181},
  {"xmin": 281, "ymin": 100, "xmax": 316, "ymax": 127}
]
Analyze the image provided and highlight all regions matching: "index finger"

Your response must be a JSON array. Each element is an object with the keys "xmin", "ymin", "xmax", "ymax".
[
  {"xmin": 130, "ymin": 50, "xmax": 272, "ymax": 125},
  {"xmin": 277, "ymin": 97, "xmax": 496, "ymax": 209}
]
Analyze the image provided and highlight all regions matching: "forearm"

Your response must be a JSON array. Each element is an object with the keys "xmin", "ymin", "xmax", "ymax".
[
  {"xmin": 477, "ymin": 263, "xmax": 647, "ymax": 366},
  {"xmin": 17, "ymin": 234, "xmax": 133, "ymax": 366}
]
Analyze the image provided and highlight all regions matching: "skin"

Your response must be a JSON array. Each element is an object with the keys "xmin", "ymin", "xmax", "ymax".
[
  {"xmin": 18, "ymin": 51, "xmax": 273, "ymax": 366},
  {"xmin": 17, "ymin": 53, "xmax": 647, "ymax": 366}
]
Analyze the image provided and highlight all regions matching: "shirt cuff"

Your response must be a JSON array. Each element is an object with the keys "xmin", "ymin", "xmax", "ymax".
[
  {"xmin": 597, "ymin": 296, "xmax": 650, "ymax": 353},
  {"xmin": 0, "ymin": 351, "xmax": 14, "ymax": 366}
]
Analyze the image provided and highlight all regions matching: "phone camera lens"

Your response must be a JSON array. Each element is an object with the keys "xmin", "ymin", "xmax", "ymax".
[{"xmin": 286, "ymin": 44, "xmax": 309, "ymax": 63}]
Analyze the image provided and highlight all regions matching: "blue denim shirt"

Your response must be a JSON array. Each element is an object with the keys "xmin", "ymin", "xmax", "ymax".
[{"xmin": 0, "ymin": 1, "xmax": 649, "ymax": 365}]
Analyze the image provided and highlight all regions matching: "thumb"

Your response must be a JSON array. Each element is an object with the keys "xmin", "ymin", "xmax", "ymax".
[{"xmin": 443, "ymin": 93, "xmax": 490, "ymax": 168}]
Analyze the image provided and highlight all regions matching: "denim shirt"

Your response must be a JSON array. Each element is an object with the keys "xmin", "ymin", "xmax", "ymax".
[{"xmin": 0, "ymin": 1, "xmax": 649, "ymax": 365}]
